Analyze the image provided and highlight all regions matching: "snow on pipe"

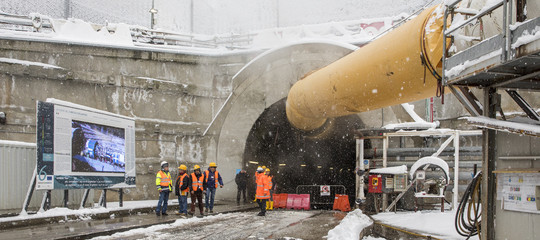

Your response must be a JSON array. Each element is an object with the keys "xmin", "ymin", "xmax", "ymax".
[{"xmin": 286, "ymin": 5, "xmax": 448, "ymax": 131}]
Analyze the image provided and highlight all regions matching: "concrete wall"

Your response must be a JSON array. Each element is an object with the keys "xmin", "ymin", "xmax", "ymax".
[
  {"xmin": 0, "ymin": 38, "xmax": 257, "ymax": 204},
  {"xmin": 495, "ymin": 132, "xmax": 540, "ymax": 240}
]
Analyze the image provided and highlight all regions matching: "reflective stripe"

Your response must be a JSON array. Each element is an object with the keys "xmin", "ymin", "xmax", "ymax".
[
  {"xmin": 179, "ymin": 174, "xmax": 189, "ymax": 193},
  {"xmin": 191, "ymin": 173, "xmax": 204, "ymax": 191},
  {"xmin": 158, "ymin": 171, "xmax": 171, "ymax": 187},
  {"xmin": 205, "ymin": 170, "xmax": 220, "ymax": 188}
]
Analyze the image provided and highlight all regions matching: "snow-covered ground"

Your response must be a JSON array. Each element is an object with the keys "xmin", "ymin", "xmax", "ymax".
[
  {"xmin": 1, "ymin": 199, "xmax": 177, "ymax": 223},
  {"xmin": 372, "ymin": 210, "xmax": 479, "ymax": 240},
  {"xmin": 91, "ymin": 210, "xmax": 326, "ymax": 240}
]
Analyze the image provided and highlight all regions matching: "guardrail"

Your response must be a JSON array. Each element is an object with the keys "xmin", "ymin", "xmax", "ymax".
[
  {"xmin": 0, "ymin": 12, "xmax": 255, "ymax": 50},
  {"xmin": 442, "ymin": 0, "xmax": 511, "ymax": 85}
]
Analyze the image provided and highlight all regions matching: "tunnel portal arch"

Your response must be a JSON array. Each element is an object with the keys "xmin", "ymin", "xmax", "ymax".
[{"xmin": 213, "ymin": 40, "xmax": 359, "ymax": 200}]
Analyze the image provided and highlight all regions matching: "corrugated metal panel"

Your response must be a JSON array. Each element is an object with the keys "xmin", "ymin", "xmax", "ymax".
[{"xmin": 0, "ymin": 141, "xmax": 93, "ymax": 212}]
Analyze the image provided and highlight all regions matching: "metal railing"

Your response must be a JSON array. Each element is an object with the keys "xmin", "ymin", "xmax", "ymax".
[
  {"xmin": 442, "ymin": 0, "xmax": 511, "ymax": 85},
  {"xmin": 0, "ymin": 12, "xmax": 255, "ymax": 50}
]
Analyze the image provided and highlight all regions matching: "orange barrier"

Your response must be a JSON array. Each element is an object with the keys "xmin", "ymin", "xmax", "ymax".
[
  {"xmin": 286, "ymin": 194, "xmax": 310, "ymax": 210},
  {"xmin": 333, "ymin": 194, "xmax": 351, "ymax": 212},
  {"xmin": 273, "ymin": 193, "xmax": 288, "ymax": 209}
]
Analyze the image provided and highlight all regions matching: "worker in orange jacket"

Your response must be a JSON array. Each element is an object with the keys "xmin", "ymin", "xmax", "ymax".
[{"xmin": 255, "ymin": 167, "xmax": 271, "ymax": 216}]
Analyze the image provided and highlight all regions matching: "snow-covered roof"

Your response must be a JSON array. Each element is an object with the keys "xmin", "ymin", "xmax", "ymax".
[
  {"xmin": 369, "ymin": 165, "xmax": 408, "ymax": 175},
  {"xmin": 0, "ymin": 140, "xmax": 36, "ymax": 147},
  {"xmin": 463, "ymin": 116, "xmax": 540, "ymax": 137}
]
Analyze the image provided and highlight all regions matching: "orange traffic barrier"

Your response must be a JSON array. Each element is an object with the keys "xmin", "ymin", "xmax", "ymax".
[
  {"xmin": 333, "ymin": 194, "xmax": 351, "ymax": 212},
  {"xmin": 273, "ymin": 193, "xmax": 288, "ymax": 209},
  {"xmin": 286, "ymin": 194, "xmax": 311, "ymax": 210}
]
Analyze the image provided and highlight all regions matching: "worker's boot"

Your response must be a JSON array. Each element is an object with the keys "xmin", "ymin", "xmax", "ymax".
[
  {"xmin": 269, "ymin": 201, "xmax": 274, "ymax": 210},
  {"xmin": 266, "ymin": 201, "xmax": 270, "ymax": 210}
]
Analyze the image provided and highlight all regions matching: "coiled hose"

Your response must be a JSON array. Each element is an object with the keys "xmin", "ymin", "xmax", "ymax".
[{"xmin": 455, "ymin": 171, "xmax": 482, "ymax": 239}]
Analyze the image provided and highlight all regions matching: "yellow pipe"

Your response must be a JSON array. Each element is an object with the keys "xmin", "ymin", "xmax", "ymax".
[{"xmin": 286, "ymin": 5, "xmax": 447, "ymax": 131}]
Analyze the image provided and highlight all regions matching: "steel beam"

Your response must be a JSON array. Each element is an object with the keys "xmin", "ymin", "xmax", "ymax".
[{"xmin": 506, "ymin": 90, "xmax": 540, "ymax": 121}]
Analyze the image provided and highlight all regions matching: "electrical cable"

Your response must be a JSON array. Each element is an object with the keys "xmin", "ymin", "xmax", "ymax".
[{"xmin": 455, "ymin": 171, "xmax": 482, "ymax": 239}]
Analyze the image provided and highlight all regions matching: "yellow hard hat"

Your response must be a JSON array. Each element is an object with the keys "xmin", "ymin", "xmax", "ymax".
[
  {"xmin": 209, "ymin": 162, "xmax": 217, "ymax": 167},
  {"xmin": 265, "ymin": 168, "xmax": 270, "ymax": 172},
  {"xmin": 194, "ymin": 165, "xmax": 201, "ymax": 170},
  {"xmin": 178, "ymin": 164, "xmax": 187, "ymax": 170},
  {"xmin": 262, "ymin": 166, "xmax": 267, "ymax": 169}
]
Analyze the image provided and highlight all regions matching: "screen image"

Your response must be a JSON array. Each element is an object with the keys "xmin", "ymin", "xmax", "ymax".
[
  {"xmin": 36, "ymin": 100, "xmax": 136, "ymax": 190},
  {"xmin": 71, "ymin": 120, "xmax": 126, "ymax": 173}
]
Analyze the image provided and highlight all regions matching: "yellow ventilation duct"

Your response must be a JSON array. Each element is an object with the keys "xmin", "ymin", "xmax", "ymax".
[{"xmin": 286, "ymin": 5, "xmax": 447, "ymax": 131}]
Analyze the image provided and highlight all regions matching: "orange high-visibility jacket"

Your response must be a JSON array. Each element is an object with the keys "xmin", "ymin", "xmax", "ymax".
[
  {"xmin": 191, "ymin": 173, "xmax": 204, "ymax": 191},
  {"xmin": 176, "ymin": 173, "xmax": 190, "ymax": 196},
  {"xmin": 256, "ymin": 174, "xmax": 271, "ymax": 200},
  {"xmin": 156, "ymin": 170, "xmax": 172, "ymax": 191}
]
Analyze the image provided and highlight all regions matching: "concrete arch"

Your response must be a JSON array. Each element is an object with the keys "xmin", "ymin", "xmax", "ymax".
[{"xmin": 210, "ymin": 40, "xmax": 358, "ymax": 199}]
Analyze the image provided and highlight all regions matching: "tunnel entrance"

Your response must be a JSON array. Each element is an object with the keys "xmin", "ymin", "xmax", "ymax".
[{"xmin": 243, "ymin": 98, "xmax": 366, "ymax": 204}]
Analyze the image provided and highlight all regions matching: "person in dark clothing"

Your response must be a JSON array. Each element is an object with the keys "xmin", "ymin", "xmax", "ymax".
[
  {"xmin": 189, "ymin": 165, "xmax": 206, "ymax": 216},
  {"xmin": 235, "ymin": 169, "xmax": 249, "ymax": 204},
  {"xmin": 175, "ymin": 164, "xmax": 190, "ymax": 217}
]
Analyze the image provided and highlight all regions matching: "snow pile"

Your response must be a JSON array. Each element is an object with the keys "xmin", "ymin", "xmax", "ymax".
[
  {"xmin": 463, "ymin": 116, "xmax": 540, "ymax": 135},
  {"xmin": 383, "ymin": 122, "xmax": 438, "ymax": 130},
  {"xmin": 383, "ymin": 103, "xmax": 438, "ymax": 130},
  {"xmin": 326, "ymin": 209, "xmax": 373, "ymax": 240},
  {"xmin": 512, "ymin": 25, "xmax": 540, "ymax": 49},
  {"xmin": 0, "ymin": 200, "xmax": 177, "ymax": 223},
  {"xmin": 0, "ymin": 139, "xmax": 36, "ymax": 147},
  {"xmin": 91, "ymin": 213, "xmax": 230, "ymax": 240},
  {"xmin": 445, "ymin": 48, "xmax": 501, "ymax": 77},
  {"xmin": 373, "ymin": 210, "xmax": 479, "ymax": 240},
  {"xmin": 369, "ymin": 165, "xmax": 407, "ymax": 175},
  {"xmin": 362, "ymin": 237, "xmax": 386, "ymax": 240},
  {"xmin": 51, "ymin": 19, "xmax": 134, "ymax": 46},
  {"xmin": 0, "ymin": 57, "xmax": 63, "ymax": 69}
]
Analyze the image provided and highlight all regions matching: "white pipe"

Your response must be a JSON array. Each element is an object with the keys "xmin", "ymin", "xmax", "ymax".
[{"xmin": 453, "ymin": 131, "xmax": 460, "ymax": 211}]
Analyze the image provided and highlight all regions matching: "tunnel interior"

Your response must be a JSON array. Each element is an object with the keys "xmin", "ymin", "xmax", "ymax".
[{"xmin": 243, "ymin": 98, "xmax": 367, "ymax": 204}]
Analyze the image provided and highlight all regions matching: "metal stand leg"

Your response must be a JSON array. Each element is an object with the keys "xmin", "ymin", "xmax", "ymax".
[
  {"xmin": 99, "ymin": 189, "xmax": 107, "ymax": 208},
  {"xmin": 80, "ymin": 189, "xmax": 90, "ymax": 209},
  {"xmin": 40, "ymin": 190, "xmax": 51, "ymax": 211},
  {"xmin": 22, "ymin": 166, "xmax": 38, "ymax": 214},
  {"xmin": 119, "ymin": 189, "xmax": 123, "ymax": 207},
  {"xmin": 63, "ymin": 190, "xmax": 69, "ymax": 208}
]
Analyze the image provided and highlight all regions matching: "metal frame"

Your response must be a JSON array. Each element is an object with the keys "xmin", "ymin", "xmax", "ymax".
[
  {"xmin": 381, "ymin": 129, "xmax": 481, "ymax": 212},
  {"xmin": 442, "ymin": 1, "xmax": 539, "ymax": 239}
]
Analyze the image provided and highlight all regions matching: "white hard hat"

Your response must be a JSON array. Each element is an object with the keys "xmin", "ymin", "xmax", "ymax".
[
  {"xmin": 161, "ymin": 161, "xmax": 168, "ymax": 167},
  {"xmin": 257, "ymin": 167, "xmax": 263, "ymax": 172}
]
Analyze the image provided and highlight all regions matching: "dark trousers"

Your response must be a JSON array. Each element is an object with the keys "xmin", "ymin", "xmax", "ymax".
[
  {"xmin": 190, "ymin": 191, "xmax": 204, "ymax": 214},
  {"xmin": 256, "ymin": 199, "xmax": 267, "ymax": 214},
  {"xmin": 156, "ymin": 190, "xmax": 169, "ymax": 214},
  {"xmin": 237, "ymin": 187, "xmax": 247, "ymax": 202}
]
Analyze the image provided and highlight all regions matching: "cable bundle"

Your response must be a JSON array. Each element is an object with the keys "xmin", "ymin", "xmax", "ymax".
[{"xmin": 455, "ymin": 171, "xmax": 482, "ymax": 239}]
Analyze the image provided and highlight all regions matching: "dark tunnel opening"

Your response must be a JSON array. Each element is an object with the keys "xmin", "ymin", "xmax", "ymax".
[{"xmin": 242, "ymin": 98, "xmax": 367, "ymax": 207}]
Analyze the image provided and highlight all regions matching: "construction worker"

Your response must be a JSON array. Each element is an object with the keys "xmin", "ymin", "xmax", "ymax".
[
  {"xmin": 203, "ymin": 162, "xmax": 223, "ymax": 213},
  {"xmin": 189, "ymin": 165, "xmax": 205, "ymax": 216},
  {"xmin": 265, "ymin": 168, "xmax": 276, "ymax": 210},
  {"xmin": 175, "ymin": 164, "xmax": 190, "ymax": 217},
  {"xmin": 156, "ymin": 161, "xmax": 172, "ymax": 216},
  {"xmin": 255, "ymin": 167, "xmax": 271, "ymax": 216},
  {"xmin": 235, "ymin": 169, "xmax": 249, "ymax": 204},
  {"xmin": 253, "ymin": 165, "xmax": 266, "ymax": 202}
]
